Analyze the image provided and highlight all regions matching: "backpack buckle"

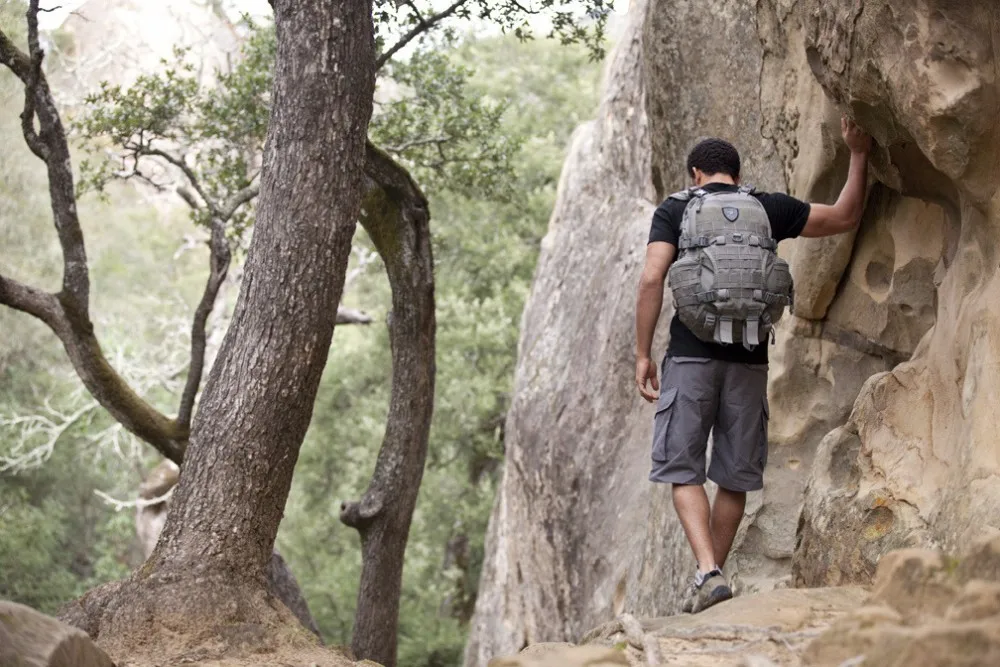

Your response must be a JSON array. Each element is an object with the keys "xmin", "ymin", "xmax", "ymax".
[{"xmin": 731, "ymin": 233, "xmax": 744, "ymax": 243}]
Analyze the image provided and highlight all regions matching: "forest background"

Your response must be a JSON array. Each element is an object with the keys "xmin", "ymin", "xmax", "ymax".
[{"xmin": 0, "ymin": 1, "xmax": 606, "ymax": 664}]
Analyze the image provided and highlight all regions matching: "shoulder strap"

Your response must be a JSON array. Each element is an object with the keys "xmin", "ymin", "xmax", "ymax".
[
  {"xmin": 667, "ymin": 188, "xmax": 694, "ymax": 202},
  {"xmin": 737, "ymin": 184, "xmax": 756, "ymax": 195}
]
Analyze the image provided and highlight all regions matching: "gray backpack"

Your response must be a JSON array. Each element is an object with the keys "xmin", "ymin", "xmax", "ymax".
[{"xmin": 666, "ymin": 185, "xmax": 793, "ymax": 350}]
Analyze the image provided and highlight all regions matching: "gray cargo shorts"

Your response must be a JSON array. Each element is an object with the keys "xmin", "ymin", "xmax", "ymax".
[{"xmin": 649, "ymin": 356, "xmax": 769, "ymax": 492}]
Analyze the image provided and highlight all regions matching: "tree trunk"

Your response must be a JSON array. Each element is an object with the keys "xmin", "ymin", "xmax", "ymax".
[
  {"xmin": 59, "ymin": 0, "xmax": 377, "ymax": 653},
  {"xmin": 340, "ymin": 144, "xmax": 436, "ymax": 667},
  {"xmin": 149, "ymin": 0, "xmax": 374, "ymax": 574}
]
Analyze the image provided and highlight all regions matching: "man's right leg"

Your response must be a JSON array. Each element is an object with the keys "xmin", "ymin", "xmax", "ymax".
[{"xmin": 649, "ymin": 357, "xmax": 731, "ymax": 611}]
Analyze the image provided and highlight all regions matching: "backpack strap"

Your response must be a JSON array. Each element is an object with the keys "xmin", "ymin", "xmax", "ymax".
[
  {"xmin": 737, "ymin": 184, "xmax": 756, "ymax": 195},
  {"xmin": 667, "ymin": 187, "xmax": 696, "ymax": 202},
  {"xmin": 743, "ymin": 318, "xmax": 760, "ymax": 350}
]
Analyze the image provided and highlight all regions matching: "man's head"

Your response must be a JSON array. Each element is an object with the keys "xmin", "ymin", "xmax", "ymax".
[{"xmin": 686, "ymin": 138, "xmax": 740, "ymax": 186}]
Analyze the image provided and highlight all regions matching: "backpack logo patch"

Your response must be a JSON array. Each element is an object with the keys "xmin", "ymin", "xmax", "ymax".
[{"xmin": 722, "ymin": 206, "xmax": 740, "ymax": 222}]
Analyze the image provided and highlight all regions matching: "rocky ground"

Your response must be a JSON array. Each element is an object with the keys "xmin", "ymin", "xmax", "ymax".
[
  {"xmin": 4, "ymin": 537, "xmax": 999, "ymax": 666},
  {"xmin": 491, "ymin": 538, "xmax": 1000, "ymax": 667}
]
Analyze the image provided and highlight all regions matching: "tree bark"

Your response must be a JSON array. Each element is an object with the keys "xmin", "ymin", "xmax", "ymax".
[
  {"xmin": 340, "ymin": 144, "xmax": 436, "ymax": 667},
  {"xmin": 146, "ymin": 0, "xmax": 375, "ymax": 582},
  {"xmin": 57, "ymin": 0, "xmax": 377, "ymax": 652},
  {"xmin": 0, "ymin": 13, "xmax": 189, "ymax": 464}
]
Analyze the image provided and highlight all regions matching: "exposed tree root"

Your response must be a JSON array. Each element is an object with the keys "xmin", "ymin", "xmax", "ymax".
[{"xmin": 58, "ymin": 572, "xmax": 329, "ymax": 665}]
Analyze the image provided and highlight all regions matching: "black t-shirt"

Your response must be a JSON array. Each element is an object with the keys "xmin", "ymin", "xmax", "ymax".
[{"xmin": 648, "ymin": 182, "xmax": 810, "ymax": 364}]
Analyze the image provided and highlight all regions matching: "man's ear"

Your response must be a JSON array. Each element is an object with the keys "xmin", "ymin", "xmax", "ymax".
[{"xmin": 691, "ymin": 167, "xmax": 702, "ymax": 185}]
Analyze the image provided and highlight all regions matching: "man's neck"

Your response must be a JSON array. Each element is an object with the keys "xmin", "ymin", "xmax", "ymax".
[{"xmin": 699, "ymin": 177, "xmax": 736, "ymax": 187}]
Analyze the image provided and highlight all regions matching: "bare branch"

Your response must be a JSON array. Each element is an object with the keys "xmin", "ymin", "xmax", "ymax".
[
  {"xmin": 176, "ymin": 186, "xmax": 203, "ymax": 211},
  {"xmin": 0, "ymin": 400, "xmax": 97, "ymax": 472},
  {"xmin": 376, "ymin": 0, "xmax": 467, "ymax": 70},
  {"xmin": 0, "ymin": 273, "xmax": 62, "ymax": 326},
  {"xmin": 0, "ymin": 5, "xmax": 187, "ymax": 464},
  {"xmin": 177, "ymin": 218, "xmax": 231, "ymax": 429},
  {"xmin": 384, "ymin": 135, "xmax": 450, "ymax": 154},
  {"xmin": 403, "ymin": 0, "xmax": 426, "ymax": 24},
  {"xmin": 95, "ymin": 487, "xmax": 174, "ymax": 512},
  {"xmin": 339, "ymin": 494, "xmax": 383, "ymax": 529},
  {"xmin": 344, "ymin": 142, "xmax": 435, "ymax": 662},
  {"xmin": 219, "ymin": 182, "xmax": 260, "ymax": 221},
  {"xmin": 0, "ymin": 27, "xmax": 32, "ymax": 82},
  {"xmin": 138, "ymin": 146, "xmax": 220, "ymax": 216},
  {"xmin": 336, "ymin": 307, "xmax": 373, "ymax": 325}
]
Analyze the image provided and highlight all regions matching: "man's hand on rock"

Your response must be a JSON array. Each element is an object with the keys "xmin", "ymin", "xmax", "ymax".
[
  {"xmin": 636, "ymin": 356, "xmax": 659, "ymax": 403},
  {"xmin": 842, "ymin": 115, "xmax": 873, "ymax": 155}
]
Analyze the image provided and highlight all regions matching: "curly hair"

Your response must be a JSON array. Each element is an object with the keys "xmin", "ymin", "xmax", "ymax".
[{"xmin": 686, "ymin": 138, "xmax": 741, "ymax": 180}]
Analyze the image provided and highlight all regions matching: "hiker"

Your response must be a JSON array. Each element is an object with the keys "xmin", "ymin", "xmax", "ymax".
[{"xmin": 634, "ymin": 116, "xmax": 872, "ymax": 613}]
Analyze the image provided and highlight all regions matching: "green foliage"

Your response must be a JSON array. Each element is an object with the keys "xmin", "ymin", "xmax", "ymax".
[
  {"xmin": 0, "ymin": 439, "xmax": 143, "ymax": 614},
  {"xmin": 371, "ymin": 0, "xmax": 613, "ymax": 62},
  {"xmin": 0, "ymin": 488, "xmax": 77, "ymax": 612},
  {"xmin": 72, "ymin": 26, "xmax": 273, "ymax": 235},
  {"xmin": 372, "ymin": 47, "xmax": 519, "ymax": 200},
  {"xmin": 0, "ymin": 0, "xmax": 213, "ymax": 610},
  {"xmin": 1, "ymin": 2, "xmax": 602, "ymax": 663},
  {"xmin": 73, "ymin": 18, "xmax": 523, "ymax": 230}
]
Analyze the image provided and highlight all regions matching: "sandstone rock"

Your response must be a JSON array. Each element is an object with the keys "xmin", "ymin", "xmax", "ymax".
[
  {"xmin": 469, "ymin": 0, "xmax": 1000, "ymax": 661},
  {"xmin": 804, "ymin": 540, "xmax": 1000, "ymax": 667},
  {"xmin": 463, "ymin": 2, "xmax": 662, "ymax": 664},
  {"xmin": 0, "ymin": 600, "xmax": 116, "ymax": 667},
  {"xmin": 867, "ymin": 549, "xmax": 957, "ymax": 622},
  {"xmin": 136, "ymin": 459, "xmax": 179, "ymax": 558},
  {"xmin": 791, "ymin": 0, "xmax": 1000, "ymax": 588},
  {"xmin": 488, "ymin": 644, "xmax": 629, "ymax": 667},
  {"xmin": 637, "ymin": 587, "xmax": 865, "ymax": 667}
]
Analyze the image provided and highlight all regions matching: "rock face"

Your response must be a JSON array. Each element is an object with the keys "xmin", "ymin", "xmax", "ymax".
[
  {"xmin": 467, "ymin": 0, "xmax": 1000, "ymax": 664},
  {"xmin": 804, "ymin": 538, "xmax": 1000, "ymax": 666},
  {"xmin": 0, "ymin": 600, "xmax": 116, "ymax": 667},
  {"xmin": 790, "ymin": 0, "xmax": 1000, "ymax": 587},
  {"xmin": 463, "ymin": 2, "xmax": 662, "ymax": 663}
]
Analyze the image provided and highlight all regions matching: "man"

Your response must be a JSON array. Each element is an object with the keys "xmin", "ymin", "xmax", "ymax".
[{"xmin": 634, "ymin": 116, "xmax": 872, "ymax": 612}]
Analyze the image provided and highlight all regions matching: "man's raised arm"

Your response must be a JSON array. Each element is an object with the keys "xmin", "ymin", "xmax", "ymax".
[
  {"xmin": 635, "ymin": 241, "xmax": 676, "ymax": 402},
  {"xmin": 801, "ymin": 116, "xmax": 873, "ymax": 238}
]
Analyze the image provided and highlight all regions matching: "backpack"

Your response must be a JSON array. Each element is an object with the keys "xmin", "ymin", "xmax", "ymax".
[{"xmin": 666, "ymin": 185, "xmax": 793, "ymax": 350}]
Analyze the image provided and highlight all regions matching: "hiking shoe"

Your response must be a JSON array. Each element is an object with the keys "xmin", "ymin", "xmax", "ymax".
[
  {"xmin": 680, "ymin": 584, "xmax": 696, "ymax": 613},
  {"xmin": 682, "ymin": 568, "xmax": 732, "ymax": 613}
]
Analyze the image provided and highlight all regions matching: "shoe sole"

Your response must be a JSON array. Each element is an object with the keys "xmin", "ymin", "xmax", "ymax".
[{"xmin": 702, "ymin": 585, "xmax": 733, "ymax": 610}]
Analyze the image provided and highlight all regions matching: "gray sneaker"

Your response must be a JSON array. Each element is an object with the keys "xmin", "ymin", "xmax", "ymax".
[{"xmin": 682, "ymin": 568, "xmax": 732, "ymax": 613}]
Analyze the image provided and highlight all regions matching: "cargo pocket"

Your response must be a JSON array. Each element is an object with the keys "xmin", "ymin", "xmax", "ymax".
[{"xmin": 652, "ymin": 387, "xmax": 678, "ymax": 462}]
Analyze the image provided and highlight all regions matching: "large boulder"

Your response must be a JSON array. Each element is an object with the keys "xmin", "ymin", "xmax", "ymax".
[
  {"xmin": 0, "ymin": 601, "xmax": 116, "ymax": 667},
  {"xmin": 804, "ymin": 538, "xmax": 1000, "ymax": 666},
  {"xmin": 791, "ymin": 0, "xmax": 1000, "ymax": 586},
  {"xmin": 468, "ymin": 0, "xmax": 1000, "ymax": 664},
  {"xmin": 463, "ymin": 1, "xmax": 670, "ymax": 663}
]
